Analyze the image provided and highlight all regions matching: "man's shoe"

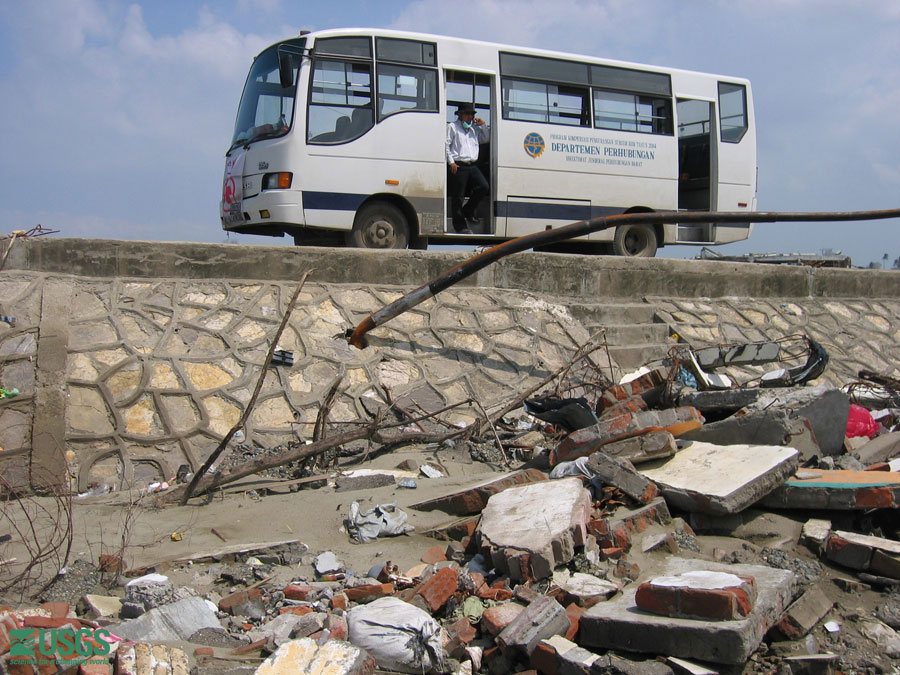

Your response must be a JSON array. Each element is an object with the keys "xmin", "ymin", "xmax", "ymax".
[{"xmin": 465, "ymin": 215, "xmax": 481, "ymax": 225}]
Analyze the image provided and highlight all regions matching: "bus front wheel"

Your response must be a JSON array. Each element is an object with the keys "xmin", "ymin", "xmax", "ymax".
[
  {"xmin": 613, "ymin": 224, "xmax": 657, "ymax": 257},
  {"xmin": 349, "ymin": 203, "xmax": 409, "ymax": 249}
]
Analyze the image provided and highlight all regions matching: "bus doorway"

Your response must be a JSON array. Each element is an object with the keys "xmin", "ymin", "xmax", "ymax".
[
  {"xmin": 677, "ymin": 98, "xmax": 716, "ymax": 243},
  {"xmin": 445, "ymin": 70, "xmax": 494, "ymax": 235}
]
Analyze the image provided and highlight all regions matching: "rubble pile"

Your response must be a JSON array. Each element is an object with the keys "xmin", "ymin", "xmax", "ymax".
[{"xmin": 3, "ymin": 340, "xmax": 900, "ymax": 674}]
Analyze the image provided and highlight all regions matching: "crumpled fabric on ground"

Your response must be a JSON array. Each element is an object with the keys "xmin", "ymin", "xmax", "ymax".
[
  {"xmin": 549, "ymin": 455, "xmax": 605, "ymax": 499},
  {"xmin": 346, "ymin": 501, "xmax": 414, "ymax": 543}
]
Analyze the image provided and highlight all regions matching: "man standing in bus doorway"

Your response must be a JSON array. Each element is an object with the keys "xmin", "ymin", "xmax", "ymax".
[{"xmin": 446, "ymin": 103, "xmax": 490, "ymax": 234}]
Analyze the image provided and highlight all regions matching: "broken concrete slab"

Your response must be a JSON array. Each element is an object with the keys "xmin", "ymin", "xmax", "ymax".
[
  {"xmin": 595, "ymin": 430, "xmax": 677, "ymax": 465},
  {"xmin": 681, "ymin": 408, "xmax": 820, "ymax": 461},
  {"xmin": 478, "ymin": 477, "xmax": 590, "ymax": 581},
  {"xmin": 497, "ymin": 595, "xmax": 570, "ymax": 657},
  {"xmin": 588, "ymin": 497, "xmax": 673, "ymax": 553},
  {"xmin": 769, "ymin": 586, "xmax": 833, "ymax": 640},
  {"xmin": 637, "ymin": 441, "xmax": 800, "ymax": 515},
  {"xmin": 853, "ymin": 431, "xmax": 900, "ymax": 466},
  {"xmin": 408, "ymin": 468, "xmax": 547, "ymax": 516},
  {"xmin": 676, "ymin": 388, "xmax": 768, "ymax": 413},
  {"xmin": 111, "ymin": 596, "xmax": 222, "ymax": 642},
  {"xmin": 552, "ymin": 570, "xmax": 620, "ymax": 608},
  {"xmin": 760, "ymin": 469, "xmax": 900, "ymax": 510},
  {"xmin": 585, "ymin": 452, "xmax": 659, "ymax": 504},
  {"xmin": 579, "ymin": 558, "xmax": 797, "ymax": 665},
  {"xmin": 115, "ymin": 643, "xmax": 189, "ymax": 675},
  {"xmin": 253, "ymin": 638, "xmax": 376, "ymax": 675},
  {"xmin": 551, "ymin": 407, "xmax": 704, "ymax": 466},
  {"xmin": 741, "ymin": 385, "xmax": 850, "ymax": 456}
]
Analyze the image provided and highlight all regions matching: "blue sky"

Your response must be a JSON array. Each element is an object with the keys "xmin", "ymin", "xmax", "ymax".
[{"xmin": 1, "ymin": 0, "xmax": 898, "ymax": 266}]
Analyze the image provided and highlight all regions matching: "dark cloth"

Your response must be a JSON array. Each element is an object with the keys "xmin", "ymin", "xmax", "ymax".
[{"xmin": 448, "ymin": 163, "xmax": 489, "ymax": 231}]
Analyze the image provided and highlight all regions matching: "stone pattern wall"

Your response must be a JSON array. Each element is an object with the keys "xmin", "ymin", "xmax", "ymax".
[
  {"xmin": 0, "ymin": 273, "xmax": 594, "ymax": 493},
  {"xmin": 653, "ymin": 296, "xmax": 900, "ymax": 388}
]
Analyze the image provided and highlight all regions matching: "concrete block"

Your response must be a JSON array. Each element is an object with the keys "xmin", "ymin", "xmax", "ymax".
[
  {"xmin": 760, "ymin": 469, "xmax": 900, "ymax": 510},
  {"xmin": 478, "ymin": 478, "xmax": 590, "ymax": 581},
  {"xmin": 78, "ymin": 594, "xmax": 122, "ymax": 620},
  {"xmin": 114, "ymin": 643, "xmax": 187, "ymax": 675},
  {"xmin": 693, "ymin": 341, "xmax": 781, "ymax": 369},
  {"xmin": 409, "ymin": 469, "xmax": 548, "ymax": 515},
  {"xmin": 111, "ymin": 596, "xmax": 222, "ymax": 642},
  {"xmin": 579, "ymin": 558, "xmax": 797, "ymax": 665},
  {"xmin": 551, "ymin": 407, "xmax": 704, "ymax": 466},
  {"xmin": 769, "ymin": 586, "xmax": 833, "ymax": 640},
  {"xmin": 596, "ymin": 430, "xmax": 677, "ymax": 465},
  {"xmin": 638, "ymin": 441, "xmax": 800, "ymax": 514},
  {"xmin": 530, "ymin": 634, "xmax": 600, "ymax": 674},
  {"xmin": 676, "ymin": 387, "xmax": 766, "ymax": 413},
  {"xmin": 742, "ymin": 385, "xmax": 850, "ymax": 456},
  {"xmin": 681, "ymin": 408, "xmax": 821, "ymax": 461},
  {"xmin": 635, "ymin": 570, "xmax": 757, "ymax": 621},
  {"xmin": 585, "ymin": 452, "xmax": 659, "ymax": 504},
  {"xmin": 800, "ymin": 519, "xmax": 832, "ymax": 552},
  {"xmin": 497, "ymin": 596, "xmax": 570, "ymax": 657},
  {"xmin": 854, "ymin": 432, "xmax": 900, "ymax": 466},
  {"xmin": 253, "ymin": 638, "xmax": 375, "ymax": 675},
  {"xmin": 553, "ymin": 571, "xmax": 619, "ymax": 608}
]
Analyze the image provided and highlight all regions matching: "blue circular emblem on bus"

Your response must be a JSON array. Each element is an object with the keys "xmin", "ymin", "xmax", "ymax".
[{"xmin": 523, "ymin": 132, "xmax": 545, "ymax": 158}]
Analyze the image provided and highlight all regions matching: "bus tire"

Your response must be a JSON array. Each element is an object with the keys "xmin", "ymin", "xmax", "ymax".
[
  {"xmin": 349, "ymin": 203, "xmax": 409, "ymax": 249},
  {"xmin": 613, "ymin": 224, "xmax": 657, "ymax": 257}
]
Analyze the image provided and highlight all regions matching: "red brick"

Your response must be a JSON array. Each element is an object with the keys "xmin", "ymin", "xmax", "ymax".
[
  {"xmin": 635, "ymin": 584, "xmax": 679, "ymax": 616},
  {"xmin": 529, "ymin": 640, "xmax": 560, "ymax": 675},
  {"xmin": 856, "ymin": 486, "xmax": 894, "ymax": 508},
  {"xmin": 564, "ymin": 603, "xmax": 585, "ymax": 642},
  {"xmin": 600, "ymin": 547, "xmax": 626, "ymax": 559},
  {"xmin": 279, "ymin": 606, "xmax": 314, "ymax": 616},
  {"xmin": 78, "ymin": 660, "xmax": 111, "ymax": 675},
  {"xmin": 330, "ymin": 593, "xmax": 348, "ymax": 611},
  {"xmin": 468, "ymin": 572, "xmax": 486, "ymax": 594},
  {"xmin": 218, "ymin": 588, "xmax": 262, "ymax": 614},
  {"xmin": 415, "ymin": 567, "xmax": 458, "ymax": 613},
  {"xmin": 97, "ymin": 555, "xmax": 122, "ymax": 574},
  {"xmin": 481, "ymin": 602, "xmax": 525, "ymax": 635},
  {"xmin": 229, "ymin": 638, "xmax": 267, "ymax": 656},
  {"xmin": 445, "ymin": 615, "xmax": 477, "ymax": 645},
  {"xmin": 194, "ymin": 647, "xmax": 214, "ymax": 656},
  {"xmin": 478, "ymin": 587, "xmax": 513, "ymax": 602},
  {"xmin": 421, "ymin": 545, "xmax": 447, "ymax": 564},
  {"xmin": 283, "ymin": 584, "xmax": 313, "ymax": 601},
  {"xmin": 324, "ymin": 614, "xmax": 348, "ymax": 641},
  {"xmin": 345, "ymin": 583, "xmax": 393, "ymax": 602},
  {"xmin": 39, "ymin": 603, "xmax": 69, "ymax": 619}
]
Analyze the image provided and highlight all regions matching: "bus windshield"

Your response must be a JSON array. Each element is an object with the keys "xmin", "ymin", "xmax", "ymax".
[{"xmin": 230, "ymin": 39, "xmax": 305, "ymax": 150}]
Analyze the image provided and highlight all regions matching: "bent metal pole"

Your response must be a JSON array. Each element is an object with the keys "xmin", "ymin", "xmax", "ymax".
[{"xmin": 345, "ymin": 208, "xmax": 900, "ymax": 349}]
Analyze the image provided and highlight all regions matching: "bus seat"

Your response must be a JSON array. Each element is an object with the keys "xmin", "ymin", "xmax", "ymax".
[{"xmin": 333, "ymin": 115, "xmax": 352, "ymax": 141}]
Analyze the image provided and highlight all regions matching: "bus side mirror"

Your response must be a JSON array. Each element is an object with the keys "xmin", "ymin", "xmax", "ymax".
[{"xmin": 278, "ymin": 53, "xmax": 294, "ymax": 89}]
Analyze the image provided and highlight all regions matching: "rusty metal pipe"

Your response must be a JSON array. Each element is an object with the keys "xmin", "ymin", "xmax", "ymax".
[{"xmin": 346, "ymin": 208, "xmax": 900, "ymax": 348}]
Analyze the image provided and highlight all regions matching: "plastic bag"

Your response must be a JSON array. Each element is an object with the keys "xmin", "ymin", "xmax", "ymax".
[
  {"xmin": 346, "ymin": 501, "xmax": 414, "ymax": 543},
  {"xmin": 347, "ymin": 597, "xmax": 446, "ymax": 673},
  {"xmin": 846, "ymin": 404, "xmax": 879, "ymax": 439}
]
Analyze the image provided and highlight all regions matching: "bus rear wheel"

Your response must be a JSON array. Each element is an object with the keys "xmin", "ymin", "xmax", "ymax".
[
  {"xmin": 349, "ymin": 203, "xmax": 409, "ymax": 249},
  {"xmin": 613, "ymin": 224, "xmax": 657, "ymax": 257}
]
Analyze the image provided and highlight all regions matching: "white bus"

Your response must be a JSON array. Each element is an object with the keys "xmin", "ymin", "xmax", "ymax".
[{"xmin": 221, "ymin": 28, "xmax": 756, "ymax": 256}]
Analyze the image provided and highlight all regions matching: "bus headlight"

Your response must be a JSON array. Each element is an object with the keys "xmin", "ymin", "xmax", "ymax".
[{"xmin": 263, "ymin": 172, "xmax": 293, "ymax": 190}]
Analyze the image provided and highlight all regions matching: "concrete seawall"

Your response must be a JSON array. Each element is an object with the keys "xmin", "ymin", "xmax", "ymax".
[{"xmin": 1, "ymin": 237, "xmax": 898, "ymax": 495}]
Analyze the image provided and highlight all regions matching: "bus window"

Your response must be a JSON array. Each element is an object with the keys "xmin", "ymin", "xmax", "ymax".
[
  {"xmin": 593, "ymin": 90, "xmax": 672, "ymax": 134},
  {"xmin": 308, "ymin": 60, "xmax": 373, "ymax": 143},
  {"xmin": 502, "ymin": 79, "xmax": 589, "ymax": 126},
  {"xmin": 377, "ymin": 65, "xmax": 438, "ymax": 119},
  {"xmin": 718, "ymin": 82, "xmax": 748, "ymax": 143}
]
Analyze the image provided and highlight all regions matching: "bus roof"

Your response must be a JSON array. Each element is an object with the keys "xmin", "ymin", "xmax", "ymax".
[{"xmin": 283, "ymin": 26, "xmax": 751, "ymax": 85}]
